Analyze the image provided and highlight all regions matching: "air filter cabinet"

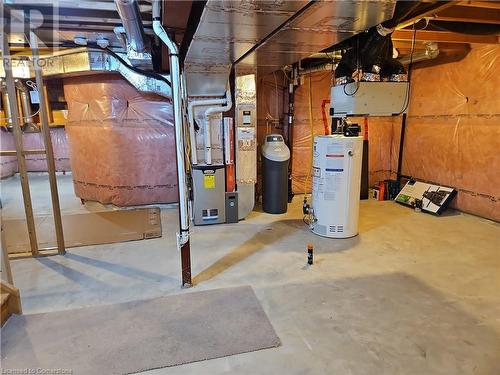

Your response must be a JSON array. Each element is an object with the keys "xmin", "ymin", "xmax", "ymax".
[{"xmin": 311, "ymin": 135, "xmax": 363, "ymax": 238}]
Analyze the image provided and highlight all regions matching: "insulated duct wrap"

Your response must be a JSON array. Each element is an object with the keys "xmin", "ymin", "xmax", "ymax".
[
  {"xmin": 0, "ymin": 127, "xmax": 71, "ymax": 178},
  {"xmin": 23, "ymin": 128, "xmax": 71, "ymax": 172},
  {"xmin": 0, "ymin": 129, "xmax": 17, "ymax": 178},
  {"xmin": 63, "ymin": 74, "xmax": 178, "ymax": 206}
]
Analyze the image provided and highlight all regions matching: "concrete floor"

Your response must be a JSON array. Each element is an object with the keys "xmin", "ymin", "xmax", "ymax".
[{"xmin": 1, "ymin": 173, "xmax": 500, "ymax": 374}]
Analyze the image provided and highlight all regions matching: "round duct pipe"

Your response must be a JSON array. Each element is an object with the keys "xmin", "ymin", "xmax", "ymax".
[
  {"xmin": 114, "ymin": 0, "xmax": 147, "ymax": 53},
  {"xmin": 398, "ymin": 42, "xmax": 439, "ymax": 65}
]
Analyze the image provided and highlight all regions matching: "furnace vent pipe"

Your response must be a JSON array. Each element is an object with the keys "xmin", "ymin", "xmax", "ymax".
[
  {"xmin": 398, "ymin": 42, "xmax": 439, "ymax": 65},
  {"xmin": 0, "ymin": 81, "xmax": 12, "ymax": 126},
  {"xmin": 114, "ymin": 0, "xmax": 147, "ymax": 53},
  {"xmin": 299, "ymin": 63, "xmax": 337, "ymax": 76},
  {"xmin": 15, "ymin": 80, "xmax": 35, "ymax": 127},
  {"xmin": 204, "ymin": 89, "xmax": 232, "ymax": 165},
  {"xmin": 152, "ymin": 0, "xmax": 191, "ymax": 287},
  {"xmin": 187, "ymin": 93, "xmax": 229, "ymax": 165}
]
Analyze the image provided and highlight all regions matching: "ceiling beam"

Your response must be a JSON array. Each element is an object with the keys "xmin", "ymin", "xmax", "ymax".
[
  {"xmin": 396, "ymin": 2, "xmax": 457, "ymax": 30},
  {"xmin": 392, "ymin": 40, "xmax": 429, "ymax": 51},
  {"xmin": 434, "ymin": 5, "xmax": 500, "ymax": 24},
  {"xmin": 393, "ymin": 29, "xmax": 500, "ymax": 44},
  {"xmin": 459, "ymin": 1, "xmax": 500, "ymax": 10}
]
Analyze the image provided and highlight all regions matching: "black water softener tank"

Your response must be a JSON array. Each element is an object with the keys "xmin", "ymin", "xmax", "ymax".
[{"xmin": 262, "ymin": 134, "xmax": 290, "ymax": 214}]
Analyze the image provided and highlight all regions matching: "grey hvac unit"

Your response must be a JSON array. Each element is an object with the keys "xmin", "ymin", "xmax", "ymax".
[
  {"xmin": 192, "ymin": 165, "xmax": 226, "ymax": 225},
  {"xmin": 331, "ymin": 82, "xmax": 408, "ymax": 117}
]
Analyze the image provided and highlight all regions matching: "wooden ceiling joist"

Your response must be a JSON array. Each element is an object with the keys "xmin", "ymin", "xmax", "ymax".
[
  {"xmin": 396, "ymin": 2, "xmax": 457, "ymax": 30},
  {"xmin": 393, "ymin": 29, "xmax": 500, "ymax": 44},
  {"xmin": 459, "ymin": 1, "xmax": 500, "ymax": 10},
  {"xmin": 435, "ymin": 5, "xmax": 500, "ymax": 24}
]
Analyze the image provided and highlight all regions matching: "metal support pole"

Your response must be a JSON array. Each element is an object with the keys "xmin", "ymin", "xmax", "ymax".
[
  {"xmin": 286, "ymin": 77, "xmax": 295, "ymax": 203},
  {"xmin": 153, "ymin": 3, "xmax": 191, "ymax": 287},
  {"xmin": 30, "ymin": 32, "xmax": 65, "ymax": 255},
  {"xmin": 1, "ymin": 33, "xmax": 39, "ymax": 256},
  {"xmin": 397, "ymin": 113, "xmax": 407, "ymax": 183}
]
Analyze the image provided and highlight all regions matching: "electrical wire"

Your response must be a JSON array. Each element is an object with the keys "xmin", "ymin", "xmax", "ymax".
[
  {"xmin": 273, "ymin": 71, "xmax": 279, "ymax": 124},
  {"xmin": 103, "ymin": 46, "xmax": 172, "ymax": 88},
  {"xmin": 303, "ymin": 214, "xmax": 311, "ymax": 226},
  {"xmin": 281, "ymin": 67, "xmax": 293, "ymax": 82},
  {"xmin": 343, "ymin": 34, "xmax": 361, "ymax": 97},
  {"xmin": 60, "ymin": 41, "xmax": 172, "ymax": 88}
]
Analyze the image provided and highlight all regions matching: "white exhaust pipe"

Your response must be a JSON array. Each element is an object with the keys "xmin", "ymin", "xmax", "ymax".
[
  {"xmin": 203, "ymin": 89, "xmax": 232, "ymax": 165},
  {"xmin": 187, "ymin": 93, "xmax": 229, "ymax": 165}
]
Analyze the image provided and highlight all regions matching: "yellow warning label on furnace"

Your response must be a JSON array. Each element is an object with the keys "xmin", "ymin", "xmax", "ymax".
[{"xmin": 204, "ymin": 175, "xmax": 215, "ymax": 189}]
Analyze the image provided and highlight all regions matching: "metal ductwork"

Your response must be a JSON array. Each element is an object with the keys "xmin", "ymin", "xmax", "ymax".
[
  {"xmin": 14, "ymin": 80, "xmax": 38, "ymax": 132},
  {"xmin": 334, "ymin": 24, "xmax": 407, "ymax": 82},
  {"xmin": 114, "ymin": 0, "xmax": 152, "ymax": 67},
  {"xmin": 0, "ymin": 48, "xmax": 170, "ymax": 98},
  {"xmin": 184, "ymin": 0, "xmax": 396, "ymax": 97},
  {"xmin": 0, "ymin": 79, "xmax": 37, "ymax": 131},
  {"xmin": 398, "ymin": 42, "xmax": 440, "ymax": 65},
  {"xmin": 0, "ymin": 80, "xmax": 12, "ymax": 126},
  {"xmin": 333, "ymin": 1, "xmax": 425, "ymax": 82},
  {"xmin": 114, "ymin": 0, "xmax": 147, "ymax": 52}
]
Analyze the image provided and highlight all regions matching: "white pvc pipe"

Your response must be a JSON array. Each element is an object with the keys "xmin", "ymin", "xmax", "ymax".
[
  {"xmin": 204, "ymin": 89, "xmax": 232, "ymax": 165},
  {"xmin": 152, "ymin": 5, "xmax": 190, "ymax": 242},
  {"xmin": 187, "ymin": 95, "xmax": 227, "ymax": 165}
]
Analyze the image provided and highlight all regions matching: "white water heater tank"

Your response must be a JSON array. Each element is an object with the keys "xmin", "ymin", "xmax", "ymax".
[{"xmin": 311, "ymin": 135, "xmax": 363, "ymax": 238}]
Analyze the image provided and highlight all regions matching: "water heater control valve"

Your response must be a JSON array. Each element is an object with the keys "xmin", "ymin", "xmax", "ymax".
[{"xmin": 303, "ymin": 197, "xmax": 310, "ymax": 215}]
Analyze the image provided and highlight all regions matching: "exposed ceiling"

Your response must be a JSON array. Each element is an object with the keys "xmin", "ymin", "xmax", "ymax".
[
  {"xmin": 1, "ymin": 1, "xmax": 499, "ymax": 71},
  {"xmin": 183, "ymin": 0, "xmax": 397, "ymax": 96},
  {"xmin": 2, "ymin": 0, "xmax": 154, "ymax": 50},
  {"xmin": 391, "ymin": 1, "xmax": 500, "ymax": 59}
]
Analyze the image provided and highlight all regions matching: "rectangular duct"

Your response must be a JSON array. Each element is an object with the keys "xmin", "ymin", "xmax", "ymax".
[
  {"xmin": 184, "ymin": 0, "xmax": 396, "ymax": 96},
  {"xmin": 239, "ymin": 1, "xmax": 396, "ymax": 75},
  {"xmin": 0, "ymin": 49, "xmax": 170, "ymax": 97},
  {"xmin": 184, "ymin": 0, "xmax": 308, "ymax": 96}
]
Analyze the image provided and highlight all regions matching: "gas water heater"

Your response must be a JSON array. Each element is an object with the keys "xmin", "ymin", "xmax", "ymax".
[{"xmin": 310, "ymin": 135, "xmax": 363, "ymax": 238}]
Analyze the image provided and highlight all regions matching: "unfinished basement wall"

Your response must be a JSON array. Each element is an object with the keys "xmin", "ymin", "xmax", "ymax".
[
  {"xmin": 63, "ymin": 74, "xmax": 178, "ymax": 206},
  {"xmin": 286, "ymin": 44, "xmax": 499, "ymax": 221},
  {"xmin": 402, "ymin": 44, "xmax": 500, "ymax": 221}
]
